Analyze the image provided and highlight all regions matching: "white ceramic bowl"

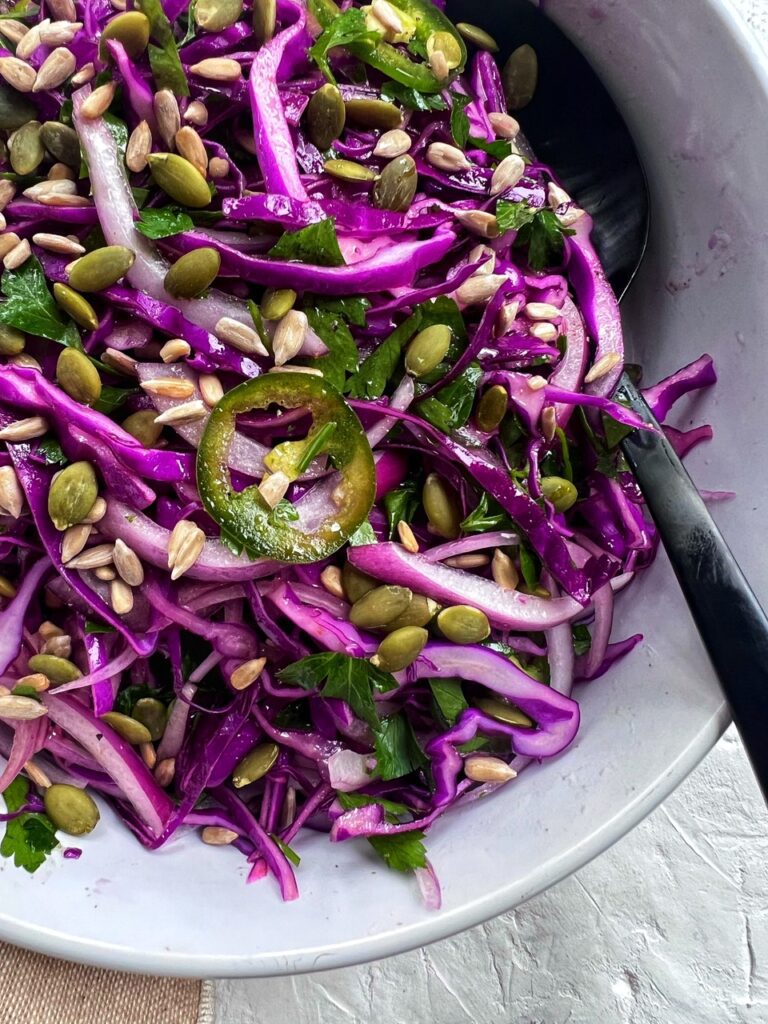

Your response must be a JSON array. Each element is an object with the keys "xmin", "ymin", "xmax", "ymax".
[{"xmin": 0, "ymin": 0, "xmax": 765, "ymax": 977}]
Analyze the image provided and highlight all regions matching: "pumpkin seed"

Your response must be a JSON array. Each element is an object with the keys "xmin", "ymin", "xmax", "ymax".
[
  {"xmin": 99, "ymin": 11, "xmax": 150, "ymax": 59},
  {"xmin": 381, "ymin": 593, "xmax": 440, "ymax": 632},
  {"xmin": 503, "ymin": 44, "xmax": 538, "ymax": 111},
  {"xmin": 10, "ymin": 120, "xmax": 43, "ymax": 175},
  {"xmin": 195, "ymin": 0, "xmax": 242, "ymax": 32},
  {"xmin": 455, "ymin": 22, "xmax": 498, "ymax": 51},
  {"xmin": 0, "ymin": 83, "xmax": 35, "ymax": 129},
  {"xmin": 344, "ymin": 98, "xmax": 402, "ymax": 130},
  {"xmin": 47, "ymin": 460, "xmax": 98, "ymax": 531},
  {"xmin": 131, "ymin": 697, "xmax": 167, "ymax": 741},
  {"xmin": 372, "ymin": 154, "xmax": 417, "ymax": 212},
  {"xmin": 163, "ymin": 247, "xmax": 221, "ymax": 299},
  {"xmin": 476, "ymin": 384, "xmax": 508, "ymax": 431},
  {"xmin": 324, "ymin": 158, "xmax": 377, "ymax": 182},
  {"xmin": 53, "ymin": 283, "xmax": 99, "ymax": 330},
  {"xmin": 342, "ymin": 562, "xmax": 377, "ymax": 603},
  {"xmin": 56, "ymin": 348, "xmax": 102, "ymax": 406},
  {"xmin": 252, "ymin": 0, "xmax": 276, "ymax": 43},
  {"xmin": 102, "ymin": 711, "xmax": 153, "ymax": 745},
  {"xmin": 232, "ymin": 742, "xmax": 279, "ymax": 788},
  {"xmin": 373, "ymin": 626, "xmax": 428, "ymax": 672},
  {"xmin": 422, "ymin": 473, "xmax": 460, "ymax": 539},
  {"xmin": 68, "ymin": 245, "xmax": 135, "ymax": 292},
  {"xmin": 261, "ymin": 287, "xmax": 296, "ymax": 321},
  {"xmin": 426, "ymin": 30, "xmax": 462, "ymax": 69},
  {"xmin": 27, "ymin": 653, "xmax": 82, "ymax": 684},
  {"xmin": 540, "ymin": 475, "xmax": 578, "ymax": 513},
  {"xmin": 404, "ymin": 323, "xmax": 451, "ymax": 378},
  {"xmin": 122, "ymin": 409, "xmax": 163, "ymax": 447},
  {"xmin": 475, "ymin": 696, "xmax": 534, "ymax": 727},
  {"xmin": 147, "ymin": 152, "xmax": 212, "ymax": 208},
  {"xmin": 39, "ymin": 120, "xmax": 80, "ymax": 167},
  {"xmin": 43, "ymin": 784, "xmax": 100, "ymax": 836},
  {"xmin": 0, "ymin": 324, "xmax": 24, "ymax": 355},
  {"xmin": 436, "ymin": 605, "xmax": 491, "ymax": 644},
  {"xmin": 348, "ymin": 585, "xmax": 413, "ymax": 629},
  {"xmin": 306, "ymin": 83, "xmax": 345, "ymax": 151}
]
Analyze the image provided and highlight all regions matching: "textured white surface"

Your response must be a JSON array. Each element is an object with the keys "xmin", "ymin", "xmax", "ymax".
[{"xmin": 214, "ymin": 3, "xmax": 768, "ymax": 1021}]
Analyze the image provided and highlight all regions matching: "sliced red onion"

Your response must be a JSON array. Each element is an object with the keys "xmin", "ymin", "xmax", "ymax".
[
  {"xmin": 0, "ymin": 557, "xmax": 50, "ymax": 675},
  {"xmin": 415, "ymin": 859, "xmax": 442, "ymax": 911},
  {"xmin": 365, "ymin": 375, "xmax": 415, "ymax": 449},
  {"xmin": 549, "ymin": 296, "xmax": 589, "ymax": 426},
  {"xmin": 327, "ymin": 750, "xmax": 374, "ymax": 792},
  {"xmin": 45, "ymin": 644, "xmax": 139, "ymax": 696},
  {"xmin": 422, "ymin": 531, "xmax": 519, "ymax": 562},
  {"xmin": 0, "ymin": 718, "xmax": 48, "ymax": 795}
]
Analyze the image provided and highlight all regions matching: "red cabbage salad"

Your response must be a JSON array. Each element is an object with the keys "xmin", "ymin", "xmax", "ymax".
[{"xmin": 0, "ymin": 0, "xmax": 717, "ymax": 901}]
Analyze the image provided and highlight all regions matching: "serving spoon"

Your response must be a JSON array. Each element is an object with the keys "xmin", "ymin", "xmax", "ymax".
[{"xmin": 447, "ymin": 0, "xmax": 768, "ymax": 800}]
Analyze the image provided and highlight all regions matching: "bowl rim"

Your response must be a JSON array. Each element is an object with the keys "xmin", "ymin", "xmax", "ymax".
[{"xmin": 0, "ymin": 0, "xmax": 760, "ymax": 978}]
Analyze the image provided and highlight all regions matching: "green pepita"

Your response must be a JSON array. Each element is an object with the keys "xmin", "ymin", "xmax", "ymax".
[
  {"xmin": 53, "ymin": 283, "xmax": 99, "ymax": 331},
  {"xmin": 261, "ymin": 288, "xmax": 297, "ymax": 321},
  {"xmin": 99, "ymin": 11, "xmax": 151, "ymax": 59},
  {"xmin": 324, "ymin": 158, "xmax": 377, "ymax": 182},
  {"xmin": 349, "ymin": 585, "xmax": 413, "ymax": 629},
  {"xmin": 503, "ymin": 44, "xmax": 538, "ymax": 111},
  {"xmin": 0, "ymin": 84, "xmax": 35, "ymax": 130},
  {"xmin": 373, "ymin": 626, "xmax": 428, "ymax": 672},
  {"xmin": 344, "ymin": 98, "xmax": 402, "ymax": 131},
  {"xmin": 131, "ymin": 697, "xmax": 167, "ymax": 742},
  {"xmin": 0, "ymin": 324, "xmax": 25, "ymax": 356},
  {"xmin": 47, "ymin": 460, "xmax": 98, "ymax": 531},
  {"xmin": 195, "ymin": 0, "xmax": 243, "ymax": 33},
  {"xmin": 372, "ymin": 155, "xmax": 417, "ymax": 212},
  {"xmin": 68, "ymin": 246, "xmax": 135, "ymax": 293},
  {"xmin": 43, "ymin": 784, "xmax": 100, "ymax": 837},
  {"xmin": 422, "ymin": 473, "xmax": 461, "ymax": 539},
  {"xmin": 475, "ymin": 696, "xmax": 534, "ymax": 727},
  {"xmin": 252, "ymin": 0, "xmax": 276, "ymax": 43},
  {"xmin": 232, "ymin": 742, "xmax": 279, "ymax": 788},
  {"xmin": 404, "ymin": 324, "xmax": 451, "ymax": 378},
  {"xmin": 381, "ymin": 593, "xmax": 440, "ymax": 632},
  {"xmin": 10, "ymin": 120, "xmax": 44, "ymax": 176},
  {"xmin": 436, "ymin": 605, "xmax": 491, "ymax": 644},
  {"xmin": 39, "ymin": 121, "xmax": 81, "ymax": 167},
  {"xmin": 540, "ymin": 475, "xmax": 578, "ymax": 513},
  {"xmin": 122, "ymin": 409, "xmax": 163, "ymax": 448},
  {"xmin": 455, "ymin": 22, "xmax": 498, "ymax": 52},
  {"xmin": 476, "ymin": 384, "xmax": 508, "ymax": 432},
  {"xmin": 56, "ymin": 348, "xmax": 102, "ymax": 406},
  {"xmin": 147, "ymin": 152, "xmax": 212, "ymax": 208},
  {"xmin": 163, "ymin": 247, "xmax": 221, "ymax": 299},
  {"xmin": 342, "ymin": 562, "xmax": 377, "ymax": 604},
  {"xmin": 0, "ymin": 574, "xmax": 16, "ymax": 599},
  {"xmin": 306, "ymin": 83, "xmax": 346, "ymax": 151},
  {"xmin": 27, "ymin": 653, "xmax": 82, "ymax": 684},
  {"xmin": 426, "ymin": 30, "xmax": 463, "ymax": 70},
  {"xmin": 101, "ymin": 711, "xmax": 153, "ymax": 745}
]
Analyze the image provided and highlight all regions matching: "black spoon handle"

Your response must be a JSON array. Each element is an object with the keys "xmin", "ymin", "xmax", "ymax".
[{"xmin": 615, "ymin": 373, "xmax": 768, "ymax": 801}]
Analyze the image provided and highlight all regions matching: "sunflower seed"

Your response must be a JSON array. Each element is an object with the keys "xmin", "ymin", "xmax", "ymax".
[
  {"xmin": 397, "ymin": 520, "xmax": 419, "ymax": 553},
  {"xmin": 65, "ymin": 543, "xmax": 115, "ymax": 570},
  {"xmin": 16, "ymin": 674, "xmax": 50, "ymax": 694},
  {"xmin": 428, "ymin": 47, "xmax": 449, "ymax": 82},
  {"xmin": 527, "ymin": 375, "xmax": 548, "ymax": 392},
  {"xmin": 489, "ymin": 153, "xmax": 526, "ymax": 196},
  {"xmin": 153, "ymin": 400, "xmax": 207, "ymax": 425},
  {"xmin": 0, "ymin": 466, "xmax": 23, "ymax": 518},
  {"xmin": 529, "ymin": 321, "xmax": 558, "ymax": 342},
  {"xmin": 189, "ymin": 57, "xmax": 242, "ymax": 82},
  {"xmin": 41, "ymin": 634, "xmax": 71, "ymax": 658},
  {"xmin": 37, "ymin": 193, "xmax": 92, "ymax": 207},
  {"xmin": 524, "ymin": 301, "xmax": 561, "ymax": 321},
  {"xmin": 175, "ymin": 125, "xmax": 207, "ymax": 177},
  {"xmin": 110, "ymin": 577, "xmax": 134, "ymax": 614},
  {"xmin": 0, "ymin": 417, "xmax": 48, "ymax": 442},
  {"xmin": 9, "ymin": 353, "xmax": 41, "ymax": 371},
  {"xmin": 39, "ymin": 20, "xmax": 83, "ymax": 45},
  {"xmin": 0, "ymin": 235, "xmax": 14, "ymax": 259},
  {"xmin": 79, "ymin": 82, "xmax": 117, "ymax": 119},
  {"xmin": 167, "ymin": 519, "xmax": 205, "ymax": 580},
  {"xmin": 155, "ymin": 757, "xmax": 175, "ymax": 786},
  {"xmin": 153, "ymin": 89, "xmax": 180, "ymax": 150},
  {"xmin": 373, "ymin": 128, "xmax": 411, "ymax": 159},
  {"xmin": 24, "ymin": 759, "xmax": 52, "ymax": 789},
  {"xmin": 272, "ymin": 309, "xmax": 307, "ymax": 367},
  {"xmin": 61, "ymin": 524, "xmax": 92, "ymax": 563},
  {"xmin": 47, "ymin": 163, "xmax": 76, "ymax": 180},
  {"xmin": 258, "ymin": 470, "xmax": 290, "ymax": 508},
  {"xmin": 125, "ymin": 119, "xmax": 152, "ymax": 173},
  {"xmin": 141, "ymin": 378, "xmax": 196, "ymax": 400},
  {"xmin": 199, "ymin": 373, "xmax": 223, "ymax": 408},
  {"xmin": 468, "ymin": 243, "xmax": 496, "ymax": 275},
  {"xmin": 491, "ymin": 548, "xmax": 519, "ymax": 590},
  {"xmin": 541, "ymin": 405, "xmax": 557, "ymax": 442},
  {"xmin": 0, "ymin": 181, "xmax": 16, "ymax": 210},
  {"xmin": 3, "ymin": 239, "xmax": 31, "ymax": 270},
  {"xmin": 159, "ymin": 338, "xmax": 191, "ymax": 363},
  {"xmin": 230, "ymin": 656, "xmax": 266, "ymax": 691},
  {"xmin": 207, "ymin": 156, "xmax": 228, "ymax": 179},
  {"xmin": 426, "ymin": 141, "xmax": 471, "ymax": 172},
  {"xmin": 547, "ymin": 181, "xmax": 571, "ymax": 210},
  {"xmin": 455, "ymin": 273, "xmax": 508, "ymax": 306},
  {"xmin": 464, "ymin": 755, "xmax": 517, "ymax": 783},
  {"xmin": 102, "ymin": 348, "xmax": 138, "ymax": 376},
  {"xmin": 113, "ymin": 538, "xmax": 144, "ymax": 587},
  {"xmin": 71, "ymin": 62, "xmax": 95, "ymax": 86},
  {"xmin": 183, "ymin": 99, "xmax": 208, "ymax": 126},
  {"xmin": 140, "ymin": 741, "xmax": 156, "ymax": 769},
  {"xmin": 559, "ymin": 205, "xmax": 586, "ymax": 228},
  {"xmin": 23, "ymin": 179, "xmax": 78, "ymax": 200},
  {"xmin": 33, "ymin": 46, "xmax": 76, "ymax": 92},
  {"xmin": 15, "ymin": 20, "xmax": 45, "ymax": 60},
  {"xmin": 371, "ymin": 0, "xmax": 405, "ymax": 34},
  {"xmin": 320, "ymin": 565, "xmax": 345, "ymax": 599},
  {"xmin": 488, "ymin": 111, "xmax": 520, "ymax": 140},
  {"xmin": 214, "ymin": 317, "xmax": 269, "ymax": 356},
  {"xmin": 201, "ymin": 826, "xmax": 238, "ymax": 845},
  {"xmin": 584, "ymin": 351, "xmax": 621, "ymax": 384},
  {"xmin": 444, "ymin": 553, "xmax": 490, "ymax": 569},
  {"xmin": 0, "ymin": 21, "xmax": 28, "ymax": 45},
  {"xmin": 82, "ymin": 497, "xmax": 107, "ymax": 524},
  {"xmin": 454, "ymin": 208, "xmax": 498, "ymax": 238},
  {"xmin": 94, "ymin": 565, "xmax": 116, "ymax": 581},
  {"xmin": 0, "ymin": 696, "xmax": 48, "ymax": 721},
  {"xmin": 38, "ymin": 621, "xmax": 64, "ymax": 641}
]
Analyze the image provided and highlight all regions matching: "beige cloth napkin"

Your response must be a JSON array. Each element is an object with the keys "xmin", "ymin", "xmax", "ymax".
[{"xmin": 0, "ymin": 944, "xmax": 214, "ymax": 1024}]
